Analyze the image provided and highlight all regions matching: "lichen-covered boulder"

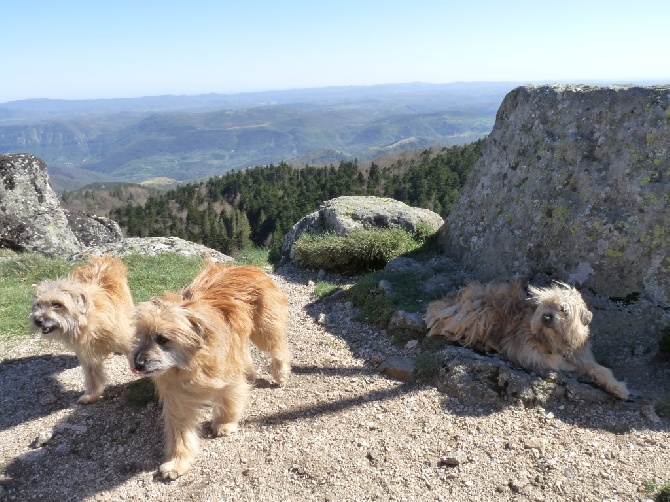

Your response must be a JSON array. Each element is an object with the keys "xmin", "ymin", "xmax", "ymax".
[
  {"xmin": 0, "ymin": 153, "xmax": 80, "ymax": 255},
  {"xmin": 65, "ymin": 211, "xmax": 124, "ymax": 247},
  {"xmin": 440, "ymin": 84, "xmax": 670, "ymax": 307},
  {"xmin": 283, "ymin": 196, "xmax": 444, "ymax": 259}
]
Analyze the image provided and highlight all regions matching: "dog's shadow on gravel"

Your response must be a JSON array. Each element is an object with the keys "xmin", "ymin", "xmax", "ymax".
[
  {"xmin": 0, "ymin": 353, "xmax": 81, "ymax": 431},
  {"xmin": 1, "ymin": 369, "xmax": 165, "ymax": 501}
]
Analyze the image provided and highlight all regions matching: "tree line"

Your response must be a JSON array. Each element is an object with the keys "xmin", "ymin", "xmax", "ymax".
[{"xmin": 110, "ymin": 140, "xmax": 484, "ymax": 258}]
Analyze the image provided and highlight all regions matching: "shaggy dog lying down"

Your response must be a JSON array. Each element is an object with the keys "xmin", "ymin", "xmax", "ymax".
[{"xmin": 425, "ymin": 281, "xmax": 629, "ymax": 400}]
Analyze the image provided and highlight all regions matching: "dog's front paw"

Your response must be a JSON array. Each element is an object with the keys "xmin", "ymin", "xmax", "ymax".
[
  {"xmin": 213, "ymin": 422, "xmax": 238, "ymax": 437},
  {"xmin": 159, "ymin": 459, "xmax": 191, "ymax": 481},
  {"xmin": 609, "ymin": 381, "xmax": 630, "ymax": 401},
  {"xmin": 78, "ymin": 393, "xmax": 102, "ymax": 404}
]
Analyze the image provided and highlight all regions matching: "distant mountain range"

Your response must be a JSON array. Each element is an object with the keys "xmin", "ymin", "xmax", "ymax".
[{"xmin": 0, "ymin": 82, "xmax": 519, "ymax": 192}]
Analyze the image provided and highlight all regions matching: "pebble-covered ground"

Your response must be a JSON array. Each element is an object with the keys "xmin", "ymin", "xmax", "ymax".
[{"xmin": 0, "ymin": 264, "xmax": 668, "ymax": 501}]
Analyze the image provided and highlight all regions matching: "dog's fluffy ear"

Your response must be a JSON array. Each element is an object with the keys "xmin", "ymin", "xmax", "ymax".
[
  {"xmin": 66, "ymin": 285, "xmax": 91, "ymax": 316},
  {"xmin": 580, "ymin": 307, "xmax": 593, "ymax": 326}
]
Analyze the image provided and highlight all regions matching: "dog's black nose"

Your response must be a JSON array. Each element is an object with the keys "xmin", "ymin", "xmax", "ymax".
[
  {"xmin": 33, "ymin": 317, "xmax": 44, "ymax": 327},
  {"xmin": 542, "ymin": 312, "xmax": 554, "ymax": 324},
  {"xmin": 134, "ymin": 354, "xmax": 146, "ymax": 371}
]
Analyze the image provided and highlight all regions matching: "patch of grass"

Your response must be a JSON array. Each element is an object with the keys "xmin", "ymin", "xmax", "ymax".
[
  {"xmin": 422, "ymin": 335, "xmax": 449, "ymax": 351},
  {"xmin": 124, "ymin": 253, "xmax": 204, "ymax": 302},
  {"xmin": 655, "ymin": 396, "xmax": 670, "ymax": 418},
  {"xmin": 293, "ymin": 228, "xmax": 426, "ymax": 274},
  {"xmin": 314, "ymin": 281, "xmax": 340, "ymax": 299},
  {"xmin": 0, "ymin": 252, "xmax": 82, "ymax": 336},
  {"xmin": 125, "ymin": 378, "xmax": 158, "ymax": 407},
  {"xmin": 657, "ymin": 483, "xmax": 670, "ymax": 502},
  {"xmin": 415, "ymin": 352, "xmax": 440, "ymax": 382},
  {"xmin": 659, "ymin": 326, "xmax": 670, "ymax": 354},
  {"xmin": 0, "ymin": 252, "xmax": 205, "ymax": 339},
  {"xmin": 345, "ymin": 269, "xmax": 432, "ymax": 327},
  {"xmin": 233, "ymin": 246, "xmax": 271, "ymax": 268},
  {"xmin": 645, "ymin": 481, "xmax": 670, "ymax": 502}
]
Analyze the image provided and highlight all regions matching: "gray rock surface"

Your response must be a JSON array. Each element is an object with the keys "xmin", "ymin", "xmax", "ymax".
[
  {"xmin": 440, "ymin": 84, "xmax": 670, "ymax": 307},
  {"xmin": 72, "ymin": 236, "xmax": 234, "ymax": 263},
  {"xmin": 65, "ymin": 210, "xmax": 124, "ymax": 247},
  {"xmin": 283, "ymin": 196, "xmax": 444, "ymax": 259},
  {"xmin": 0, "ymin": 153, "xmax": 80, "ymax": 254}
]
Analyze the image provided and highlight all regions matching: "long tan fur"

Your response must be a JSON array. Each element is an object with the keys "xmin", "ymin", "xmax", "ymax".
[
  {"xmin": 425, "ymin": 281, "xmax": 628, "ymax": 400},
  {"xmin": 30, "ymin": 255, "xmax": 135, "ymax": 403},
  {"xmin": 131, "ymin": 261, "xmax": 291, "ymax": 480}
]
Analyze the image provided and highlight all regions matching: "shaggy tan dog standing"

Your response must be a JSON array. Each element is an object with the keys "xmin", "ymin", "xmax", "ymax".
[
  {"xmin": 425, "ymin": 281, "xmax": 629, "ymax": 399},
  {"xmin": 131, "ymin": 261, "xmax": 292, "ymax": 480},
  {"xmin": 30, "ymin": 255, "xmax": 135, "ymax": 403}
]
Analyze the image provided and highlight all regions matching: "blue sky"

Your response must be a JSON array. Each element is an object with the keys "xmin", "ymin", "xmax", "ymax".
[{"xmin": 1, "ymin": 0, "xmax": 669, "ymax": 102}]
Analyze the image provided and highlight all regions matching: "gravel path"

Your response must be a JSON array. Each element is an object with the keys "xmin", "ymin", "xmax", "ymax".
[{"xmin": 0, "ymin": 264, "xmax": 668, "ymax": 501}]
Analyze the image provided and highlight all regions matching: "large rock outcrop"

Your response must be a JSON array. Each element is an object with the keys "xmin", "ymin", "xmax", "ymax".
[
  {"xmin": 0, "ymin": 153, "xmax": 125, "ymax": 254},
  {"xmin": 440, "ymin": 84, "xmax": 670, "ymax": 307},
  {"xmin": 283, "ymin": 195, "xmax": 444, "ymax": 259},
  {"xmin": 0, "ymin": 154, "xmax": 80, "ymax": 254}
]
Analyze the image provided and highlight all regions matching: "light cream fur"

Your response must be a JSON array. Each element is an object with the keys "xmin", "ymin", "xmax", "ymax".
[
  {"xmin": 425, "ymin": 281, "xmax": 629, "ymax": 400},
  {"xmin": 30, "ymin": 255, "xmax": 135, "ymax": 403},
  {"xmin": 131, "ymin": 261, "xmax": 291, "ymax": 480}
]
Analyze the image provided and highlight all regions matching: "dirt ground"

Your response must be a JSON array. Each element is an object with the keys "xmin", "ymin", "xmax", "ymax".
[{"xmin": 0, "ymin": 264, "xmax": 668, "ymax": 501}]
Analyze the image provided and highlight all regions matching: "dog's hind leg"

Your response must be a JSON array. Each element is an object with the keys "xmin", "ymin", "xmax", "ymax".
[
  {"xmin": 251, "ymin": 328, "xmax": 292, "ymax": 386},
  {"xmin": 211, "ymin": 381, "xmax": 251, "ymax": 436},
  {"xmin": 78, "ymin": 357, "xmax": 106, "ymax": 404}
]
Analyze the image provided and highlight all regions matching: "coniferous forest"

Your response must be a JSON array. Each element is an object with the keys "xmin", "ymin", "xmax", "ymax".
[{"xmin": 110, "ymin": 140, "xmax": 484, "ymax": 257}]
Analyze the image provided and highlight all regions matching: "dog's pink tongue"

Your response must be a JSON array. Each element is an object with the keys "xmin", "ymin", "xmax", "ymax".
[{"xmin": 131, "ymin": 368, "xmax": 143, "ymax": 375}]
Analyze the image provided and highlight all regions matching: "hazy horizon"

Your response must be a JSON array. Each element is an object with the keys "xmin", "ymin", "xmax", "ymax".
[{"xmin": 2, "ymin": 0, "xmax": 669, "ymax": 103}]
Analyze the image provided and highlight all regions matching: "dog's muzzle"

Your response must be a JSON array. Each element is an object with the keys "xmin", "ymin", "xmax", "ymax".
[
  {"xmin": 32, "ymin": 316, "xmax": 59, "ymax": 335},
  {"xmin": 541, "ymin": 312, "xmax": 554, "ymax": 325}
]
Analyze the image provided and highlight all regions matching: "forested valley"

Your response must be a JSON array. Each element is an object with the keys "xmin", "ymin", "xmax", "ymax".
[{"xmin": 110, "ymin": 140, "xmax": 484, "ymax": 258}]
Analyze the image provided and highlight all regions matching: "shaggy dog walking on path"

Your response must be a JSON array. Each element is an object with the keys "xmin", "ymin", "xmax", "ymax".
[{"xmin": 131, "ymin": 261, "xmax": 292, "ymax": 480}]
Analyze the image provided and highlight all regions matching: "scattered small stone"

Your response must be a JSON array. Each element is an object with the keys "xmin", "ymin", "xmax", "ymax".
[
  {"xmin": 32, "ymin": 429, "xmax": 53, "ymax": 447},
  {"xmin": 377, "ymin": 280, "xmax": 394, "ymax": 297},
  {"xmin": 439, "ymin": 450, "xmax": 468, "ymax": 467},
  {"xmin": 39, "ymin": 393, "xmax": 58, "ymax": 405},
  {"xmin": 405, "ymin": 340, "xmax": 419, "ymax": 350}
]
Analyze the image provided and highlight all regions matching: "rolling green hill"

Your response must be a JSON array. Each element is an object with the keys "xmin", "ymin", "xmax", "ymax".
[{"xmin": 1, "ymin": 83, "xmax": 510, "ymax": 191}]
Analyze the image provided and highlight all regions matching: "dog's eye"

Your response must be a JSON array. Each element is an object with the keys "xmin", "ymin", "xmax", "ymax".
[
  {"xmin": 51, "ymin": 301, "xmax": 64, "ymax": 309},
  {"xmin": 155, "ymin": 334, "xmax": 169, "ymax": 345},
  {"xmin": 559, "ymin": 305, "xmax": 569, "ymax": 313}
]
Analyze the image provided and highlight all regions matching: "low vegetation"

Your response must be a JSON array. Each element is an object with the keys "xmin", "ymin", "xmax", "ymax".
[
  {"xmin": 293, "ymin": 228, "xmax": 427, "ymax": 274},
  {"xmin": 645, "ymin": 481, "xmax": 670, "ymax": 502}
]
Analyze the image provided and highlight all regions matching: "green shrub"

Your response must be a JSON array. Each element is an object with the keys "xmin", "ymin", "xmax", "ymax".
[
  {"xmin": 293, "ymin": 228, "xmax": 423, "ymax": 274},
  {"xmin": 657, "ymin": 483, "xmax": 670, "ymax": 502},
  {"xmin": 415, "ymin": 353, "xmax": 440, "ymax": 382}
]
